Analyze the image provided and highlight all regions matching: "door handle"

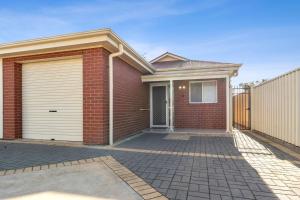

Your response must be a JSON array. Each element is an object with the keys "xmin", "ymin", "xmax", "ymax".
[
  {"xmin": 139, "ymin": 108, "xmax": 149, "ymax": 111},
  {"xmin": 49, "ymin": 110, "xmax": 57, "ymax": 112}
]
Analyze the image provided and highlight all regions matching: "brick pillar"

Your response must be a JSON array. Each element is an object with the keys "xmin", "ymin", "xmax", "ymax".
[
  {"xmin": 3, "ymin": 61, "xmax": 22, "ymax": 139},
  {"xmin": 83, "ymin": 48, "xmax": 109, "ymax": 144}
]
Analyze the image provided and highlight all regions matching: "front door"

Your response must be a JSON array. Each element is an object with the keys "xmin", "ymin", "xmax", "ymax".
[{"xmin": 151, "ymin": 84, "xmax": 169, "ymax": 127}]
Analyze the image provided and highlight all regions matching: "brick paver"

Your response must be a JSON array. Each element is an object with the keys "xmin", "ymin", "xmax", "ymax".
[{"xmin": 0, "ymin": 131, "xmax": 300, "ymax": 200}]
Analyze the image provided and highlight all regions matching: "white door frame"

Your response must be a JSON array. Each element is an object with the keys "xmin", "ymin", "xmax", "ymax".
[{"xmin": 150, "ymin": 83, "xmax": 169, "ymax": 128}]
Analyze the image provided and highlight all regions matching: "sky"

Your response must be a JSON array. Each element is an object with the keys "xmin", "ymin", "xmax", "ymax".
[{"xmin": 0, "ymin": 0, "xmax": 299, "ymax": 85}]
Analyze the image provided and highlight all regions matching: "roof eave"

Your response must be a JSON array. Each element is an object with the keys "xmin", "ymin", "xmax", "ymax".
[
  {"xmin": 0, "ymin": 28, "xmax": 154, "ymax": 74},
  {"xmin": 141, "ymin": 69, "xmax": 240, "ymax": 82},
  {"xmin": 155, "ymin": 64, "xmax": 242, "ymax": 72}
]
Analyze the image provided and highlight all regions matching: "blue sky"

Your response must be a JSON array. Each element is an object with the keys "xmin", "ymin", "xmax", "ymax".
[{"xmin": 1, "ymin": 0, "xmax": 299, "ymax": 85}]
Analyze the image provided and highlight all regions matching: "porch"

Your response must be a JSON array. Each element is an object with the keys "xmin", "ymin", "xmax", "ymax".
[
  {"xmin": 140, "ymin": 52, "xmax": 241, "ymax": 135},
  {"xmin": 145, "ymin": 79, "xmax": 231, "ymax": 132}
]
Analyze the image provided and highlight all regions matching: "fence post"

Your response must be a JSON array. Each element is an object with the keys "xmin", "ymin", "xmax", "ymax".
[{"xmin": 250, "ymin": 86, "xmax": 255, "ymax": 131}]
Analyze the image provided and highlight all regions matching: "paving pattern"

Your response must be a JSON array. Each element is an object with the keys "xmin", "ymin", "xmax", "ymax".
[{"xmin": 1, "ymin": 131, "xmax": 300, "ymax": 200}]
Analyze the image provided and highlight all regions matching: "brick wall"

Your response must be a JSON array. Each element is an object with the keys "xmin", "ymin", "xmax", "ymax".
[
  {"xmin": 174, "ymin": 79, "xmax": 226, "ymax": 129},
  {"xmin": 3, "ymin": 48, "xmax": 109, "ymax": 144},
  {"xmin": 113, "ymin": 57, "xmax": 149, "ymax": 141}
]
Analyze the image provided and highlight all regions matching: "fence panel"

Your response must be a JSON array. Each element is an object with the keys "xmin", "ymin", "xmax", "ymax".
[
  {"xmin": 232, "ymin": 87, "xmax": 251, "ymax": 130},
  {"xmin": 251, "ymin": 68, "xmax": 300, "ymax": 147}
]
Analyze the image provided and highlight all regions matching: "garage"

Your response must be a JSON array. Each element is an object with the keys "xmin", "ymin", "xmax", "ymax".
[{"xmin": 22, "ymin": 58, "xmax": 83, "ymax": 141}]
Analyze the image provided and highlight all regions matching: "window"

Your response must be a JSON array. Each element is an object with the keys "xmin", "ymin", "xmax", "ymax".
[{"xmin": 189, "ymin": 81, "xmax": 217, "ymax": 103}]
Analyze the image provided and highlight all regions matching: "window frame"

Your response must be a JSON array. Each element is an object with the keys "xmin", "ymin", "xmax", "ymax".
[{"xmin": 189, "ymin": 80, "xmax": 218, "ymax": 104}]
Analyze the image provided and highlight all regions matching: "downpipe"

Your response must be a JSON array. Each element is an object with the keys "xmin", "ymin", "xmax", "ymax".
[{"xmin": 109, "ymin": 44, "xmax": 124, "ymax": 145}]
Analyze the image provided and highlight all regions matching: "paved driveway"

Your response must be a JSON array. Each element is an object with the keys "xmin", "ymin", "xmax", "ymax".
[{"xmin": 1, "ymin": 131, "xmax": 300, "ymax": 200}]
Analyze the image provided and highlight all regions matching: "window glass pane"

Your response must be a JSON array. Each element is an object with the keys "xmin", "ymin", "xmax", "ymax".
[
  {"xmin": 202, "ymin": 81, "xmax": 217, "ymax": 102},
  {"xmin": 190, "ymin": 82, "xmax": 202, "ymax": 102}
]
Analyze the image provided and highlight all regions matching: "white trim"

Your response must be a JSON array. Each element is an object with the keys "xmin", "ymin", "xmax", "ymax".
[
  {"xmin": 150, "ymin": 83, "xmax": 169, "ymax": 128},
  {"xmin": 226, "ymin": 76, "xmax": 230, "ymax": 133},
  {"xmin": 229, "ymin": 81, "xmax": 233, "ymax": 131},
  {"xmin": 156, "ymin": 66, "xmax": 241, "ymax": 73},
  {"xmin": 142, "ymin": 74, "xmax": 228, "ymax": 82},
  {"xmin": 189, "ymin": 80, "xmax": 218, "ymax": 104},
  {"xmin": 0, "ymin": 35, "xmax": 108, "ymax": 56},
  {"xmin": 0, "ymin": 58, "xmax": 2, "ymax": 139},
  {"xmin": 169, "ymin": 80, "xmax": 174, "ymax": 132}
]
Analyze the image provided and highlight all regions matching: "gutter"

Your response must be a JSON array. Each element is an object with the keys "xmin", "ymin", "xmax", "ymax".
[{"xmin": 109, "ymin": 44, "xmax": 124, "ymax": 145}]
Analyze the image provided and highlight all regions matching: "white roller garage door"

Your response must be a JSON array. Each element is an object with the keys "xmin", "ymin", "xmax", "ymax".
[{"xmin": 22, "ymin": 58, "xmax": 83, "ymax": 141}]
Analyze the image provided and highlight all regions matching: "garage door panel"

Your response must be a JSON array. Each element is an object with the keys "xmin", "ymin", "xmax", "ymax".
[
  {"xmin": 23, "ymin": 96, "xmax": 82, "ymax": 100},
  {"xmin": 22, "ymin": 101, "xmax": 82, "ymax": 106},
  {"xmin": 23, "ymin": 108, "xmax": 83, "ymax": 113},
  {"xmin": 23, "ymin": 126, "xmax": 83, "ymax": 132},
  {"xmin": 23, "ymin": 123, "xmax": 83, "ymax": 127},
  {"xmin": 23, "ymin": 114, "xmax": 83, "ymax": 118},
  {"xmin": 22, "ymin": 58, "xmax": 83, "ymax": 141},
  {"xmin": 23, "ymin": 79, "xmax": 82, "ymax": 84},
  {"xmin": 23, "ymin": 134, "xmax": 82, "ymax": 141}
]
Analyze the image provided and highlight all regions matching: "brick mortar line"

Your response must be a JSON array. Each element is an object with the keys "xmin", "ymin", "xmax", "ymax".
[{"xmin": 100, "ymin": 156, "xmax": 168, "ymax": 200}]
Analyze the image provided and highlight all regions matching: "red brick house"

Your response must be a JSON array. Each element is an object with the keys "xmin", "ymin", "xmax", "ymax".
[{"xmin": 0, "ymin": 29, "xmax": 241, "ymax": 145}]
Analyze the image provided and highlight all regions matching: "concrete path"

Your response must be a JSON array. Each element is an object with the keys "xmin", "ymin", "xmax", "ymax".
[{"xmin": 0, "ymin": 162, "xmax": 142, "ymax": 200}]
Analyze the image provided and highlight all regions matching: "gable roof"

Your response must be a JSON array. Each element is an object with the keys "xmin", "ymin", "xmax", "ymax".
[{"xmin": 150, "ymin": 52, "xmax": 187, "ymax": 63}]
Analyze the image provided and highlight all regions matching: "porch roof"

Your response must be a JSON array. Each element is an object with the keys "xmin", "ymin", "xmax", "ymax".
[
  {"xmin": 142, "ymin": 63, "xmax": 241, "ymax": 82},
  {"xmin": 142, "ymin": 52, "xmax": 241, "ymax": 82}
]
